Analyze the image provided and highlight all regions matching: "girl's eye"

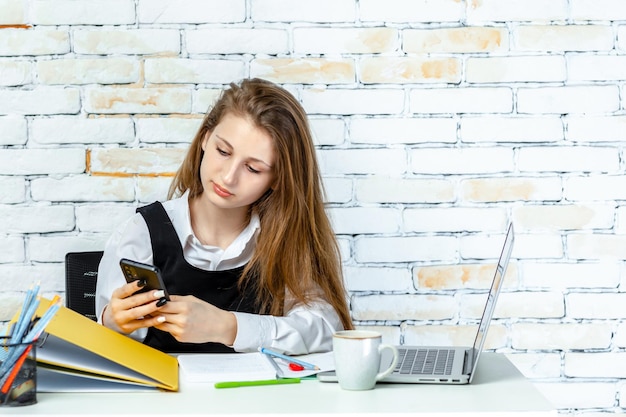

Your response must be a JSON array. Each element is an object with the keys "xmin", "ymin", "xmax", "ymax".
[
  {"xmin": 216, "ymin": 147, "xmax": 229, "ymax": 156},
  {"xmin": 247, "ymin": 165, "xmax": 261, "ymax": 174}
]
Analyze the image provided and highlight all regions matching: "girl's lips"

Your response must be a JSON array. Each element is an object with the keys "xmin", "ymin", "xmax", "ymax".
[{"xmin": 212, "ymin": 182, "xmax": 233, "ymax": 198}]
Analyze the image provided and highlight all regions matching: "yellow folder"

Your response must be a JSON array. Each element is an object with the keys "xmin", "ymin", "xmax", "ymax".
[{"xmin": 28, "ymin": 297, "xmax": 178, "ymax": 392}]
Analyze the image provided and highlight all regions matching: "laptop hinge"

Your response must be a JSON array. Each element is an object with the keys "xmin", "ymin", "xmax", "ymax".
[{"xmin": 462, "ymin": 348, "xmax": 474, "ymax": 374}]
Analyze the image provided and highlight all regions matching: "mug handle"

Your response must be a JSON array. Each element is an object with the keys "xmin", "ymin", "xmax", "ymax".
[{"xmin": 375, "ymin": 344, "xmax": 399, "ymax": 382}]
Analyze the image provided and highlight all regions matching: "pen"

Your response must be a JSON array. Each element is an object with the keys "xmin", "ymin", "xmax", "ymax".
[
  {"xmin": 214, "ymin": 378, "xmax": 300, "ymax": 389},
  {"xmin": 258, "ymin": 347, "xmax": 320, "ymax": 370}
]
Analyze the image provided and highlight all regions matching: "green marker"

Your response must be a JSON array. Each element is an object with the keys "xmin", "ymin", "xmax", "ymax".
[{"xmin": 214, "ymin": 378, "xmax": 301, "ymax": 389}]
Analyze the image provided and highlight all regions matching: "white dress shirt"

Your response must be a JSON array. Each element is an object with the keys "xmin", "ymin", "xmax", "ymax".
[{"xmin": 95, "ymin": 192, "xmax": 343, "ymax": 354}]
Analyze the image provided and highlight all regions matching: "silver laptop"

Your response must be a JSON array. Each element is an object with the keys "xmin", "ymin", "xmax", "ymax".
[{"xmin": 319, "ymin": 223, "xmax": 514, "ymax": 385}]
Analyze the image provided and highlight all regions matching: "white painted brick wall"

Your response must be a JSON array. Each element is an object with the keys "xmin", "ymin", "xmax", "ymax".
[{"xmin": 1, "ymin": 0, "xmax": 626, "ymax": 413}]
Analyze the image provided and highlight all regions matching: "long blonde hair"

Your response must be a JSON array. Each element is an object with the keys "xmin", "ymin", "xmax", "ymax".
[{"xmin": 168, "ymin": 78, "xmax": 353, "ymax": 330}]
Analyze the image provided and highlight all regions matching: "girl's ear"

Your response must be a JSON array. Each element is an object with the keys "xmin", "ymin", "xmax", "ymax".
[{"xmin": 201, "ymin": 132, "xmax": 211, "ymax": 151}]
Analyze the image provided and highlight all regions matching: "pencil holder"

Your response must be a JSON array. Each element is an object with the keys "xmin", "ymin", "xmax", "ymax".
[{"xmin": 0, "ymin": 339, "xmax": 37, "ymax": 407}]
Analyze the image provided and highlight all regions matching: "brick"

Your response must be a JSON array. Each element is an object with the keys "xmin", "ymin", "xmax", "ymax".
[
  {"xmin": 567, "ymin": 293, "xmax": 626, "ymax": 319},
  {"xmin": 251, "ymin": 58, "xmax": 355, "ymax": 85},
  {"xmin": 570, "ymin": 0, "xmax": 626, "ymax": 20},
  {"xmin": 32, "ymin": 117, "xmax": 135, "ymax": 144},
  {"xmin": 461, "ymin": 177, "xmax": 563, "ymax": 203},
  {"xmin": 0, "ymin": 116, "xmax": 27, "ymax": 145},
  {"xmin": 0, "ymin": 176, "xmax": 25, "ymax": 203},
  {"xmin": 192, "ymin": 89, "xmax": 222, "ymax": 114},
  {"xmin": 566, "ymin": 175, "xmax": 626, "ymax": 201},
  {"xmin": 512, "ymin": 204, "xmax": 614, "ymax": 231},
  {"xmin": 0, "ymin": 87, "xmax": 79, "ymax": 115},
  {"xmin": 414, "ymin": 262, "xmax": 517, "ymax": 291},
  {"xmin": 518, "ymin": 146, "xmax": 619, "ymax": 173},
  {"xmin": 356, "ymin": 325, "xmax": 401, "ymax": 346},
  {"xmin": 466, "ymin": 56, "xmax": 566, "ymax": 83},
  {"xmin": 138, "ymin": 0, "xmax": 245, "ymax": 23},
  {"xmin": 0, "ymin": 59, "xmax": 31, "ymax": 86},
  {"xmin": 404, "ymin": 324, "xmax": 507, "ymax": 350},
  {"xmin": 361, "ymin": 57, "xmax": 461, "ymax": 84},
  {"xmin": 479, "ymin": 291, "xmax": 565, "ymax": 319},
  {"xmin": 0, "ymin": 0, "xmax": 26, "ymax": 24},
  {"xmin": 511, "ymin": 323, "xmax": 612, "ymax": 350},
  {"xmin": 568, "ymin": 55, "xmax": 626, "ymax": 81},
  {"xmin": 0, "ymin": 236, "xmax": 24, "ymax": 263},
  {"xmin": 409, "ymin": 147, "xmax": 514, "ymax": 175},
  {"xmin": 309, "ymin": 118, "xmax": 344, "ymax": 146},
  {"xmin": 301, "ymin": 88, "xmax": 404, "ymax": 115},
  {"xmin": 410, "ymin": 87, "xmax": 512, "ymax": 113},
  {"xmin": 404, "ymin": 27, "xmax": 508, "ymax": 53},
  {"xmin": 0, "ymin": 29, "xmax": 69, "ymax": 56},
  {"xmin": 90, "ymin": 148, "xmax": 185, "ymax": 175},
  {"xmin": 31, "ymin": 175, "xmax": 135, "ymax": 202},
  {"xmin": 187, "ymin": 28, "xmax": 287, "ymax": 54},
  {"xmin": 502, "ymin": 233, "xmax": 564, "ymax": 259},
  {"xmin": 37, "ymin": 58, "xmax": 140, "ymax": 85},
  {"xmin": 616, "ymin": 323, "xmax": 626, "ymax": 348},
  {"xmin": 73, "ymin": 29, "xmax": 180, "ymax": 55},
  {"xmin": 351, "ymin": 294, "xmax": 457, "ymax": 321},
  {"xmin": 360, "ymin": 0, "xmax": 463, "ymax": 23},
  {"xmin": 328, "ymin": 207, "xmax": 401, "ymax": 234},
  {"xmin": 293, "ymin": 28, "xmax": 397, "ymax": 54},
  {"xmin": 318, "ymin": 148, "xmax": 406, "ymax": 175},
  {"xmin": 84, "ymin": 87, "xmax": 191, "ymax": 114},
  {"xmin": 565, "ymin": 352, "xmax": 626, "ymax": 378},
  {"xmin": 75, "ymin": 204, "xmax": 137, "ymax": 233},
  {"xmin": 515, "ymin": 25, "xmax": 613, "ymax": 51},
  {"xmin": 404, "ymin": 207, "xmax": 507, "ymax": 233},
  {"xmin": 29, "ymin": 235, "xmax": 106, "ymax": 262},
  {"xmin": 344, "ymin": 266, "xmax": 413, "ymax": 292},
  {"xmin": 517, "ymin": 85, "xmax": 619, "ymax": 114},
  {"xmin": 137, "ymin": 176, "xmax": 172, "ymax": 203},
  {"xmin": 567, "ymin": 115, "xmax": 626, "ymax": 142},
  {"xmin": 350, "ymin": 117, "xmax": 456, "ymax": 144},
  {"xmin": 460, "ymin": 116, "xmax": 564, "ymax": 143},
  {"xmin": 145, "ymin": 58, "xmax": 245, "ymax": 84},
  {"xmin": 136, "ymin": 117, "xmax": 200, "ymax": 144},
  {"xmin": 32, "ymin": 0, "xmax": 135, "ymax": 25},
  {"xmin": 0, "ymin": 149, "xmax": 85, "ymax": 175},
  {"xmin": 354, "ymin": 235, "xmax": 457, "ymax": 263},
  {"xmin": 619, "ymin": 26, "xmax": 626, "ymax": 51},
  {"xmin": 356, "ymin": 177, "xmax": 455, "ymax": 204},
  {"xmin": 467, "ymin": 0, "xmax": 568, "ymax": 23},
  {"xmin": 0, "ymin": 264, "xmax": 64, "ymax": 293},
  {"xmin": 251, "ymin": 0, "xmax": 355, "ymax": 22},
  {"xmin": 322, "ymin": 177, "xmax": 352, "ymax": 204},
  {"xmin": 0, "ymin": 205, "xmax": 75, "ymax": 233},
  {"xmin": 522, "ymin": 261, "xmax": 620, "ymax": 289}
]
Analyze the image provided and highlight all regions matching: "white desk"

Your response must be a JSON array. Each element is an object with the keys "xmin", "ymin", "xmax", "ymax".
[{"xmin": 3, "ymin": 353, "xmax": 555, "ymax": 416}]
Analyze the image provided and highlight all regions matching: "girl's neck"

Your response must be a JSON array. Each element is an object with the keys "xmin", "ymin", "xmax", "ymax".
[{"xmin": 188, "ymin": 195, "xmax": 250, "ymax": 249}]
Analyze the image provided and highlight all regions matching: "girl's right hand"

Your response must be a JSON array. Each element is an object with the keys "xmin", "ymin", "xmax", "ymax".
[{"xmin": 102, "ymin": 280, "xmax": 167, "ymax": 334}]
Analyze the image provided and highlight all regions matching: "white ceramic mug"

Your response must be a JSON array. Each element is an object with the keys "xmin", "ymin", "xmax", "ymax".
[{"xmin": 332, "ymin": 330, "xmax": 399, "ymax": 390}]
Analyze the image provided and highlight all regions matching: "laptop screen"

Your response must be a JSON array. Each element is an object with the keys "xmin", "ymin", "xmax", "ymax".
[{"xmin": 468, "ymin": 223, "xmax": 515, "ymax": 382}]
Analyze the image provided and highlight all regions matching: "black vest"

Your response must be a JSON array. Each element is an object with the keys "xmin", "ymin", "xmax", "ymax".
[{"xmin": 137, "ymin": 201, "xmax": 260, "ymax": 353}]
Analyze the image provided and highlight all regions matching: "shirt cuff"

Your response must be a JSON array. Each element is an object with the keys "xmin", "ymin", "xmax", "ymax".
[{"xmin": 231, "ymin": 312, "xmax": 274, "ymax": 352}]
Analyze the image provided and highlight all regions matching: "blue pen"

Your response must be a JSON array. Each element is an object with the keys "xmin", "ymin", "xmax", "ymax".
[{"xmin": 258, "ymin": 347, "xmax": 320, "ymax": 370}]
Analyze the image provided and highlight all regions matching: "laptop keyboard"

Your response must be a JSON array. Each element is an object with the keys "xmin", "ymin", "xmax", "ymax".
[{"xmin": 394, "ymin": 348, "xmax": 455, "ymax": 376}]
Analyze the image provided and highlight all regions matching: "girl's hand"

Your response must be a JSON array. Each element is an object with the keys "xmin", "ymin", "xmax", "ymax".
[
  {"xmin": 153, "ymin": 295, "xmax": 237, "ymax": 346},
  {"xmin": 102, "ymin": 280, "xmax": 167, "ymax": 334}
]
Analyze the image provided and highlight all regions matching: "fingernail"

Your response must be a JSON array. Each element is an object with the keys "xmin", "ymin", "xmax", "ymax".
[
  {"xmin": 156, "ymin": 298, "xmax": 168, "ymax": 307},
  {"xmin": 156, "ymin": 316, "xmax": 166, "ymax": 323},
  {"xmin": 138, "ymin": 279, "xmax": 147, "ymax": 287},
  {"xmin": 153, "ymin": 290, "xmax": 165, "ymax": 298}
]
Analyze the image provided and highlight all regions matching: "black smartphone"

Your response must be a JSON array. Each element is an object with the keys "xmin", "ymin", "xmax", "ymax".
[{"xmin": 119, "ymin": 258, "xmax": 170, "ymax": 305}]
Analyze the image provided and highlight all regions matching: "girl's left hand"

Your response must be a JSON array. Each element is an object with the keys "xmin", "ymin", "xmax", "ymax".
[{"xmin": 152, "ymin": 295, "xmax": 237, "ymax": 346}]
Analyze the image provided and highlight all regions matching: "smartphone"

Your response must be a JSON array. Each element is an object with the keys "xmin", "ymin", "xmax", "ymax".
[{"xmin": 119, "ymin": 258, "xmax": 170, "ymax": 305}]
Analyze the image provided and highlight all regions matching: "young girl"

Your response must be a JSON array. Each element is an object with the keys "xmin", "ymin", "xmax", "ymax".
[{"xmin": 95, "ymin": 78, "xmax": 353, "ymax": 354}]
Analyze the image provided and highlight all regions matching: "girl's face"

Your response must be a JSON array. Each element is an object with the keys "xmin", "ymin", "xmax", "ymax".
[{"xmin": 199, "ymin": 113, "xmax": 276, "ymax": 212}]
